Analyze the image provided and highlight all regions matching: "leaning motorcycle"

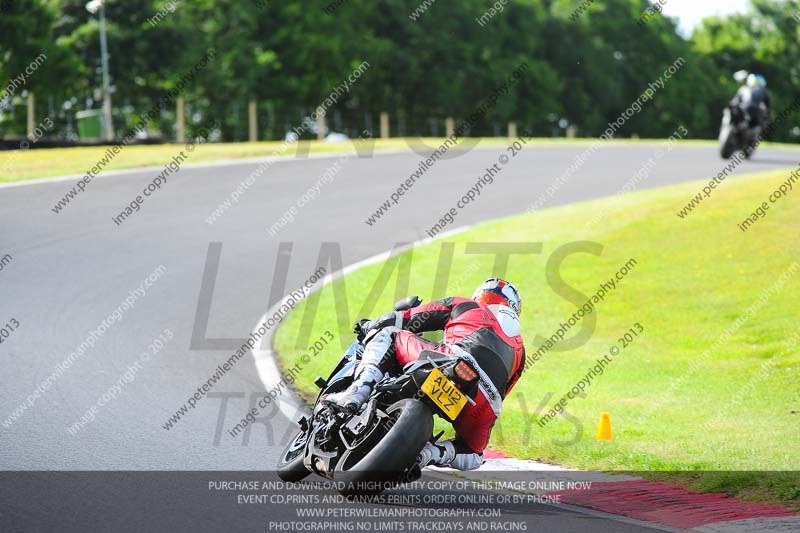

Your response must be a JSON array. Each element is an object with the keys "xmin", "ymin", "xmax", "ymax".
[
  {"xmin": 719, "ymin": 104, "xmax": 761, "ymax": 159},
  {"xmin": 276, "ymin": 297, "xmax": 480, "ymax": 494}
]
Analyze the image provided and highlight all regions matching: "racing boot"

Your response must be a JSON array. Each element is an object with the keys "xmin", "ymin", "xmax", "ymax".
[
  {"xmin": 416, "ymin": 441, "xmax": 455, "ymax": 468},
  {"xmin": 322, "ymin": 328, "xmax": 394, "ymax": 413},
  {"xmin": 323, "ymin": 363, "xmax": 383, "ymax": 414}
]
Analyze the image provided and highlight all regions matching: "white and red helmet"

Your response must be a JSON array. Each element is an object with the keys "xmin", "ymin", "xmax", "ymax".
[{"xmin": 472, "ymin": 278, "xmax": 522, "ymax": 317}]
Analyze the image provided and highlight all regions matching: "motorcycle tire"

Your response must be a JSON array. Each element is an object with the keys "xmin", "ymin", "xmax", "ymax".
[
  {"xmin": 334, "ymin": 398, "xmax": 433, "ymax": 494},
  {"xmin": 720, "ymin": 129, "xmax": 737, "ymax": 159},
  {"xmin": 277, "ymin": 428, "xmax": 312, "ymax": 482}
]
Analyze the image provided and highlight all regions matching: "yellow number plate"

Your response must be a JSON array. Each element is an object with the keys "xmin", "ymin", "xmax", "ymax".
[{"xmin": 421, "ymin": 368, "xmax": 467, "ymax": 421}]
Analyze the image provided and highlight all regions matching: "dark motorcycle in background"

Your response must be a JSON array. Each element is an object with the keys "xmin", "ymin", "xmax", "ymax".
[
  {"xmin": 718, "ymin": 104, "xmax": 762, "ymax": 160},
  {"xmin": 719, "ymin": 69, "xmax": 770, "ymax": 160},
  {"xmin": 276, "ymin": 296, "xmax": 481, "ymax": 494}
]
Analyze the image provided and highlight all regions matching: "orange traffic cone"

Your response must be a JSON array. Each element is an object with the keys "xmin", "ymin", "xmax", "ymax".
[{"xmin": 595, "ymin": 412, "xmax": 613, "ymax": 441}]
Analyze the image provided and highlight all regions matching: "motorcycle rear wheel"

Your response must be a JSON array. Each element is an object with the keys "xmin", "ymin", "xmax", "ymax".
[{"xmin": 334, "ymin": 398, "xmax": 433, "ymax": 494}]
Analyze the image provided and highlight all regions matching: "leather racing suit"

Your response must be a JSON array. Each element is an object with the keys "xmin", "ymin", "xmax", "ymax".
[{"xmin": 357, "ymin": 296, "xmax": 526, "ymax": 470}]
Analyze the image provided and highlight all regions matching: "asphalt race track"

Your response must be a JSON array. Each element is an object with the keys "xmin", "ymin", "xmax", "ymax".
[{"xmin": 2, "ymin": 141, "xmax": 799, "ymax": 531}]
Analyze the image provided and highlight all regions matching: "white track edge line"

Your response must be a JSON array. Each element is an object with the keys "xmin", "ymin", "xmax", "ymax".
[
  {"xmin": 0, "ymin": 148, "xmax": 411, "ymax": 190},
  {"xmin": 247, "ymin": 226, "xmax": 697, "ymax": 532},
  {"xmin": 250, "ymin": 224, "xmax": 475, "ymax": 423},
  {"xmin": 0, "ymin": 142, "xmax": 516, "ymax": 190},
  {"xmin": 0, "ymin": 140, "xmax": 741, "ymax": 190}
]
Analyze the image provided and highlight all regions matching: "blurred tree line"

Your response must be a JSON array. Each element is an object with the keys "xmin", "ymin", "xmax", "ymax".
[{"xmin": 1, "ymin": 0, "xmax": 799, "ymax": 142}]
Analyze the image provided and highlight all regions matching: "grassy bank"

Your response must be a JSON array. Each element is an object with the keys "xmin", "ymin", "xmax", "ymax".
[
  {"xmin": 274, "ymin": 167, "xmax": 800, "ymax": 505},
  {"xmin": 0, "ymin": 138, "xmax": 409, "ymax": 183}
]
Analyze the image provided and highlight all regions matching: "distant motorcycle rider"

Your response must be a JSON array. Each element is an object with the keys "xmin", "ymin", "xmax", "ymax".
[
  {"xmin": 323, "ymin": 278, "xmax": 526, "ymax": 471},
  {"xmin": 730, "ymin": 73, "xmax": 771, "ymax": 133}
]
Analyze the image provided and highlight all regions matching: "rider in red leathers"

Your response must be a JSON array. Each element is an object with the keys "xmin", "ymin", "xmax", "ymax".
[{"xmin": 324, "ymin": 278, "xmax": 526, "ymax": 471}]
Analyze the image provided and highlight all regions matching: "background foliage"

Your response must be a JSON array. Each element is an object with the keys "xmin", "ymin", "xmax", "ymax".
[{"xmin": 1, "ymin": 0, "xmax": 799, "ymax": 142}]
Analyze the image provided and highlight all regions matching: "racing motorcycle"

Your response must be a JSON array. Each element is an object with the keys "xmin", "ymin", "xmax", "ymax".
[
  {"xmin": 276, "ymin": 296, "xmax": 481, "ymax": 494},
  {"xmin": 718, "ymin": 104, "xmax": 762, "ymax": 160}
]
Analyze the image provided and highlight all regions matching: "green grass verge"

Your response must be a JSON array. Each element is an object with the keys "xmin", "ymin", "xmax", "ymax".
[
  {"xmin": 274, "ymin": 166, "xmax": 800, "ymax": 506},
  {"xmin": 6, "ymin": 136, "xmax": 791, "ymax": 184},
  {"xmin": 0, "ymin": 138, "xmax": 410, "ymax": 183}
]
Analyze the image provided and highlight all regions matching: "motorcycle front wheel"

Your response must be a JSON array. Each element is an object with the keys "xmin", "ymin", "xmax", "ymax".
[
  {"xmin": 277, "ymin": 428, "xmax": 311, "ymax": 482},
  {"xmin": 720, "ymin": 132, "xmax": 737, "ymax": 159},
  {"xmin": 719, "ymin": 109, "xmax": 737, "ymax": 159}
]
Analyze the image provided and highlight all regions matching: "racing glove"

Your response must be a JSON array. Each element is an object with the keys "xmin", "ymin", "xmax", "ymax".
[{"xmin": 353, "ymin": 312, "xmax": 402, "ymax": 341}]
